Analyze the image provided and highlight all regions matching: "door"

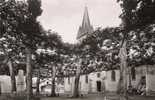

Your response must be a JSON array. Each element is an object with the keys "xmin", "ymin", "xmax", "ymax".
[{"xmin": 96, "ymin": 81, "xmax": 101, "ymax": 92}]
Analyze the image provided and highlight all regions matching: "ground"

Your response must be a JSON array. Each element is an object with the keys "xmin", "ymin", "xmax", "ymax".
[
  {"xmin": 0, "ymin": 93, "xmax": 155, "ymax": 100},
  {"xmin": 40, "ymin": 94, "xmax": 155, "ymax": 100}
]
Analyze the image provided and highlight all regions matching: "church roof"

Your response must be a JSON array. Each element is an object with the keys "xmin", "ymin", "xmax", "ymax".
[{"xmin": 77, "ymin": 6, "xmax": 94, "ymax": 40}]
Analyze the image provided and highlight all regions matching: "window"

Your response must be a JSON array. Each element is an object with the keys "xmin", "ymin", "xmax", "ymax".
[
  {"xmin": 68, "ymin": 77, "xmax": 70, "ymax": 84},
  {"xmin": 141, "ymin": 76, "xmax": 146, "ymax": 85},
  {"xmin": 85, "ymin": 75, "xmax": 88, "ymax": 84},
  {"xmin": 131, "ymin": 67, "xmax": 136, "ymax": 80},
  {"xmin": 97, "ymin": 73, "xmax": 100, "ymax": 78},
  {"xmin": 111, "ymin": 70, "xmax": 116, "ymax": 81}
]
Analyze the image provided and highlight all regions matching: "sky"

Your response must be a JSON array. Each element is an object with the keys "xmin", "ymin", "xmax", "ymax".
[{"xmin": 38, "ymin": 0, "xmax": 122, "ymax": 43}]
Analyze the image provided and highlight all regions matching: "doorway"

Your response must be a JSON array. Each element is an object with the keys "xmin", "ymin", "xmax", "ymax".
[{"xmin": 96, "ymin": 81, "xmax": 101, "ymax": 92}]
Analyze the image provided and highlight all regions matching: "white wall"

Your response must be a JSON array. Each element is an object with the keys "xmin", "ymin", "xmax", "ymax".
[
  {"xmin": 0, "ymin": 75, "xmax": 11, "ymax": 93},
  {"xmin": 146, "ymin": 74, "xmax": 155, "ymax": 92},
  {"xmin": 104, "ymin": 70, "xmax": 120, "ymax": 92},
  {"xmin": 64, "ymin": 71, "xmax": 106, "ymax": 94},
  {"xmin": 146, "ymin": 65, "xmax": 155, "ymax": 93},
  {"xmin": 64, "ymin": 75, "xmax": 89, "ymax": 94},
  {"xmin": 64, "ymin": 77, "xmax": 70, "ymax": 92},
  {"xmin": 126, "ymin": 66, "xmax": 146, "ymax": 88},
  {"xmin": 79, "ymin": 75, "xmax": 89, "ymax": 94},
  {"xmin": 64, "ymin": 65, "xmax": 155, "ymax": 94},
  {"xmin": 89, "ymin": 71, "xmax": 106, "ymax": 93}
]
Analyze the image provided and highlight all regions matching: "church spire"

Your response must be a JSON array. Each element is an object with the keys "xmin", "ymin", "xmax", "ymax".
[
  {"xmin": 77, "ymin": 6, "xmax": 93, "ymax": 41},
  {"xmin": 82, "ymin": 6, "xmax": 91, "ymax": 28}
]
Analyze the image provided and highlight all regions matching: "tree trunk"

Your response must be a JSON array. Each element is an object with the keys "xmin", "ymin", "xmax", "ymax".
[
  {"xmin": 128, "ymin": 67, "xmax": 132, "ymax": 87},
  {"xmin": 26, "ymin": 48, "xmax": 32, "ymax": 100},
  {"xmin": 36, "ymin": 68, "xmax": 40, "ymax": 95},
  {"xmin": 72, "ymin": 64, "xmax": 81, "ymax": 98},
  {"xmin": 118, "ymin": 40, "xmax": 128, "ymax": 100},
  {"xmin": 8, "ymin": 60, "xmax": 16, "ymax": 93},
  {"xmin": 0, "ymin": 82, "xmax": 2, "ymax": 95},
  {"xmin": 51, "ymin": 65, "xmax": 56, "ymax": 97}
]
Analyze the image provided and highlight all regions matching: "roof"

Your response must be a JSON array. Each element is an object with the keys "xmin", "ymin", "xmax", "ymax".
[{"xmin": 77, "ymin": 6, "xmax": 94, "ymax": 40}]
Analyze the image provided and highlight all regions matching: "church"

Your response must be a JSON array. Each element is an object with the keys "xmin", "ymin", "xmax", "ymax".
[{"xmin": 63, "ymin": 6, "xmax": 155, "ymax": 96}]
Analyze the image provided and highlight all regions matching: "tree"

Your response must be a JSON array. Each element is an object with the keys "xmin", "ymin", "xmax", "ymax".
[
  {"xmin": 0, "ymin": 0, "xmax": 43, "ymax": 99},
  {"xmin": 72, "ymin": 57, "xmax": 81, "ymax": 98},
  {"xmin": 0, "ymin": 0, "xmax": 25, "ymax": 93},
  {"xmin": 81, "ymin": 27, "xmax": 121, "ymax": 71},
  {"xmin": 70, "ymin": 44, "xmax": 85, "ymax": 98},
  {"xmin": 117, "ymin": 0, "xmax": 155, "ymax": 99},
  {"xmin": 45, "ymin": 32, "xmax": 63, "ymax": 97},
  {"xmin": 59, "ymin": 43, "xmax": 81, "ymax": 98},
  {"xmin": 21, "ymin": 0, "xmax": 42, "ymax": 99},
  {"xmin": 36, "ymin": 31, "xmax": 64, "ymax": 97},
  {"xmin": 0, "ymin": 42, "xmax": 17, "ymax": 93}
]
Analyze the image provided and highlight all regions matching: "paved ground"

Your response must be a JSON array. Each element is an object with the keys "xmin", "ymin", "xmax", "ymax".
[{"xmin": 40, "ymin": 94, "xmax": 155, "ymax": 100}]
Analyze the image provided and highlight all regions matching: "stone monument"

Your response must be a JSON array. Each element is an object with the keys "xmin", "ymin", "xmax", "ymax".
[{"xmin": 17, "ymin": 70, "xmax": 25, "ymax": 92}]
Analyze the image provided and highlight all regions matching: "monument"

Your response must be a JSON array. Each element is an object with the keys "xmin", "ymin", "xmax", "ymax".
[{"xmin": 16, "ymin": 70, "xmax": 25, "ymax": 92}]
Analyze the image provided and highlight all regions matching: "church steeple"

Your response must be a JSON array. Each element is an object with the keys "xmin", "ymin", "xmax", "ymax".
[
  {"xmin": 77, "ymin": 6, "xmax": 93, "ymax": 41},
  {"xmin": 82, "ymin": 6, "xmax": 91, "ymax": 29}
]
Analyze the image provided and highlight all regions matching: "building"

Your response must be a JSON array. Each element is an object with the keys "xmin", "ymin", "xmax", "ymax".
[
  {"xmin": 76, "ymin": 6, "xmax": 94, "ymax": 42},
  {"xmin": 64, "ymin": 70, "xmax": 119, "ymax": 95},
  {"xmin": 64, "ymin": 65, "xmax": 155, "ymax": 95}
]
